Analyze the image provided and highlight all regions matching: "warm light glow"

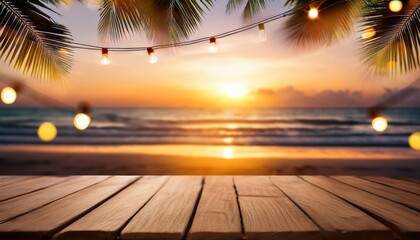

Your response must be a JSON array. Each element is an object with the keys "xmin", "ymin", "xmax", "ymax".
[
  {"xmin": 38, "ymin": 122, "xmax": 57, "ymax": 142},
  {"xmin": 147, "ymin": 48, "xmax": 158, "ymax": 64},
  {"xmin": 1, "ymin": 87, "xmax": 17, "ymax": 104},
  {"xmin": 74, "ymin": 113, "xmax": 91, "ymax": 130},
  {"xmin": 223, "ymin": 137, "xmax": 234, "ymax": 144},
  {"xmin": 222, "ymin": 147, "xmax": 233, "ymax": 159},
  {"xmin": 372, "ymin": 117, "xmax": 388, "ymax": 132},
  {"xmin": 222, "ymin": 83, "xmax": 250, "ymax": 99},
  {"xmin": 209, "ymin": 37, "xmax": 218, "ymax": 53},
  {"xmin": 308, "ymin": 8, "xmax": 319, "ymax": 19},
  {"xmin": 389, "ymin": 0, "xmax": 403, "ymax": 12},
  {"xmin": 101, "ymin": 48, "xmax": 110, "ymax": 65},
  {"xmin": 408, "ymin": 132, "xmax": 420, "ymax": 150},
  {"xmin": 258, "ymin": 24, "xmax": 266, "ymax": 42},
  {"xmin": 361, "ymin": 28, "xmax": 376, "ymax": 39}
]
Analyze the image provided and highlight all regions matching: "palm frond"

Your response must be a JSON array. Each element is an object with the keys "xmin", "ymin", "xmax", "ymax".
[
  {"xmin": 0, "ymin": 0, "xmax": 74, "ymax": 79},
  {"xmin": 226, "ymin": 0, "xmax": 274, "ymax": 20},
  {"xmin": 360, "ymin": 0, "xmax": 420, "ymax": 75},
  {"xmin": 283, "ymin": 0, "xmax": 365, "ymax": 48}
]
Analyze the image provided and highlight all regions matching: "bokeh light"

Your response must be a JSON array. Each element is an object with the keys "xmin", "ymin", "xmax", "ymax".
[
  {"xmin": 389, "ymin": 0, "xmax": 403, "ymax": 12},
  {"xmin": 74, "ymin": 113, "xmax": 91, "ymax": 130},
  {"xmin": 308, "ymin": 8, "xmax": 319, "ymax": 19},
  {"xmin": 408, "ymin": 132, "xmax": 420, "ymax": 150},
  {"xmin": 223, "ymin": 137, "xmax": 234, "ymax": 144},
  {"xmin": 372, "ymin": 117, "xmax": 388, "ymax": 132},
  {"xmin": 1, "ymin": 87, "xmax": 17, "ymax": 104},
  {"xmin": 223, "ymin": 147, "xmax": 233, "ymax": 159},
  {"xmin": 38, "ymin": 122, "xmax": 57, "ymax": 142},
  {"xmin": 361, "ymin": 28, "xmax": 376, "ymax": 39}
]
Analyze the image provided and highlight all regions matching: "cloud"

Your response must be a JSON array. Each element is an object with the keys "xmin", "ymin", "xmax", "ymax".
[{"xmin": 254, "ymin": 86, "xmax": 366, "ymax": 107}]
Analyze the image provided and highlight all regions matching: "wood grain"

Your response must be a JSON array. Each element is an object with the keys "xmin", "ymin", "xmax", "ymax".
[
  {"xmin": 0, "ymin": 176, "xmax": 68, "ymax": 201},
  {"xmin": 363, "ymin": 177, "xmax": 420, "ymax": 195},
  {"xmin": 0, "ymin": 176, "xmax": 38, "ymax": 187},
  {"xmin": 332, "ymin": 176, "xmax": 420, "ymax": 211},
  {"xmin": 54, "ymin": 176, "xmax": 168, "ymax": 240},
  {"xmin": 0, "ymin": 176, "xmax": 139, "ymax": 240},
  {"xmin": 271, "ymin": 176, "xmax": 393, "ymax": 240},
  {"xmin": 187, "ymin": 176, "xmax": 242, "ymax": 240},
  {"xmin": 303, "ymin": 176, "xmax": 420, "ymax": 240},
  {"xmin": 121, "ymin": 176, "xmax": 203, "ymax": 240},
  {"xmin": 234, "ymin": 176, "xmax": 322, "ymax": 240},
  {"xmin": 0, "ymin": 176, "xmax": 108, "ymax": 223}
]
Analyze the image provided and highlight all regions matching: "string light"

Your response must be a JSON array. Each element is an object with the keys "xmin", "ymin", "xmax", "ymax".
[
  {"xmin": 389, "ymin": 0, "xmax": 403, "ymax": 12},
  {"xmin": 101, "ymin": 48, "xmax": 110, "ymax": 65},
  {"xmin": 74, "ymin": 102, "xmax": 91, "ymax": 130},
  {"xmin": 1, "ymin": 86, "xmax": 17, "ymax": 104},
  {"xmin": 38, "ymin": 122, "xmax": 57, "ymax": 142},
  {"xmin": 372, "ymin": 116, "xmax": 388, "ymax": 132},
  {"xmin": 147, "ymin": 48, "xmax": 158, "ymax": 64},
  {"xmin": 258, "ymin": 24, "xmax": 266, "ymax": 42},
  {"xmin": 308, "ymin": 8, "xmax": 319, "ymax": 19},
  {"xmin": 209, "ymin": 37, "xmax": 218, "ymax": 53},
  {"xmin": 408, "ymin": 132, "xmax": 420, "ymax": 150}
]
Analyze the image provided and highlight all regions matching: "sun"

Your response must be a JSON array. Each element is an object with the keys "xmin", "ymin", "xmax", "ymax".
[{"xmin": 222, "ymin": 83, "xmax": 250, "ymax": 99}]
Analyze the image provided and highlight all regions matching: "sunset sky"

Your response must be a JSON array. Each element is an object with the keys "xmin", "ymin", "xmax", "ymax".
[{"xmin": 1, "ymin": 0, "xmax": 419, "ymax": 108}]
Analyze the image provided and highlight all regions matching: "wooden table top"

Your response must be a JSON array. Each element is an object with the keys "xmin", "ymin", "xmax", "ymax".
[{"xmin": 0, "ymin": 175, "xmax": 419, "ymax": 240}]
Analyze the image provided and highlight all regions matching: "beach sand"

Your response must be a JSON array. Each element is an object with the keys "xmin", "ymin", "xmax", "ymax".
[{"xmin": 0, "ymin": 145, "xmax": 419, "ymax": 177}]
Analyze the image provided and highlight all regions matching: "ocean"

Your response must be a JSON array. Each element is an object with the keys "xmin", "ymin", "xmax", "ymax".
[{"xmin": 0, "ymin": 108, "xmax": 419, "ymax": 147}]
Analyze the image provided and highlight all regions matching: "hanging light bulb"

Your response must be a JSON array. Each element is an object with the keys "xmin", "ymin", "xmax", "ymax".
[
  {"xmin": 209, "ymin": 37, "xmax": 218, "ymax": 53},
  {"xmin": 258, "ymin": 24, "xmax": 266, "ymax": 42},
  {"xmin": 389, "ymin": 0, "xmax": 403, "ymax": 12},
  {"xmin": 372, "ymin": 116, "xmax": 388, "ymax": 132},
  {"xmin": 101, "ymin": 48, "xmax": 110, "ymax": 65},
  {"xmin": 147, "ymin": 47, "xmax": 158, "ymax": 64},
  {"xmin": 74, "ymin": 102, "xmax": 91, "ymax": 131},
  {"xmin": 308, "ymin": 8, "xmax": 319, "ymax": 19},
  {"xmin": 1, "ymin": 86, "xmax": 17, "ymax": 104},
  {"xmin": 38, "ymin": 122, "xmax": 57, "ymax": 142}
]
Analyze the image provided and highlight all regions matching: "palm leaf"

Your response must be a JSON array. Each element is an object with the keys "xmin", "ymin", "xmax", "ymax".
[
  {"xmin": 360, "ymin": 0, "xmax": 420, "ymax": 75},
  {"xmin": 283, "ymin": 0, "xmax": 365, "ymax": 48},
  {"xmin": 0, "ymin": 0, "xmax": 74, "ymax": 79},
  {"xmin": 226, "ymin": 0, "xmax": 274, "ymax": 20}
]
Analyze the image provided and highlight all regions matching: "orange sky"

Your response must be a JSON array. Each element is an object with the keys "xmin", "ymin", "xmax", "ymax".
[{"xmin": 1, "ymin": 1, "xmax": 419, "ymax": 108}]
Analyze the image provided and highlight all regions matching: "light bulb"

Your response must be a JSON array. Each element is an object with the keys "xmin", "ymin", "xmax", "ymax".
[
  {"xmin": 101, "ymin": 48, "xmax": 110, "ymax": 65},
  {"xmin": 209, "ymin": 37, "xmax": 218, "ymax": 53},
  {"xmin": 1, "ymin": 87, "xmax": 17, "ymax": 104},
  {"xmin": 308, "ymin": 8, "xmax": 319, "ymax": 19},
  {"xmin": 74, "ymin": 113, "xmax": 91, "ymax": 130},
  {"xmin": 408, "ymin": 132, "xmax": 420, "ymax": 150},
  {"xmin": 361, "ymin": 28, "xmax": 376, "ymax": 39},
  {"xmin": 147, "ymin": 48, "xmax": 158, "ymax": 64},
  {"xmin": 38, "ymin": 122, "xmax": 57, "ymax": 142},
  {"xmin": 372, "ymin": 117, "xmax": 388, "ymax": 132},
  {"xmin": 389, "ymin": 0, "xmax": 403, "ymax": 12},
  {"xmin": 258, "ymin": 24, "xmax": 266, "ymax": 42}
]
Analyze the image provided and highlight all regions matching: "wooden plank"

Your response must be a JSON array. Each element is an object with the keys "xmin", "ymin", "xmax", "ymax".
[
  {"xmin": 0, "ymin": 176, "xmax": 69, "ymax": 201},
  {"xmin": 54, "ymin": 176, "xmax": 168, "ymax": 240},
  {"xmin": 333, "ymin": 176, "xmax": 420, "ymax": 211},
  {"xmin": 121, "ymin": 176, "xmax": 203, "ymax": 240},
  {"xmin": 271, "ymin": 176, "xmax": 393, "ymax": 240},
  {"xmin": 0, "ymin": 176, "xmax": 139, "ymax": 240},
  {"xmin": 234, "ymin": 176, "xmax": 322, "ymax": 240},
  {"xmin": 0, "ymin": 176, "xmax": 108, "ymax": 223},
  {"xmin": 363, "ymin": 177, "xmax": 420, "ymax": 195},
  {"xmin": 302, "ymin": 176, "xmax": 420, "ymax": 240},
  {"xmin": 187, "ymin": 176, "xmax": 242, "ymax": 240},
  {"xmin": 0, "ymin": 176, "xmax": 38, "ymax": 187}
]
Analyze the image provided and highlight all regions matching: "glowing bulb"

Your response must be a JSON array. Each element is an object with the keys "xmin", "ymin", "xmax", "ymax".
[
  {"xmin": 38, "ymin": 122, "xmax": 57, "ymax": 142},
  {"xmin": 308, "ymin": 8, "xmax": 319, "ymax": 19},
  {"xmin": 372, "ymin": 117, "xmax": 388, "ymax": 132},
  {"xmin": 209, "ymin": 37, "xmax": 217, "ymax": 53},
  {"xmin": 101, "ymin": 48, "xmax": 110, "ymax": 65},
  {"xmin": 147, "ymin": 47, "xmax": 158, "ymax": 64},
  {"xmin": 361, "ymin": 28, "xmax": 376, "ymax": 39},
  {"xmin": 408, "ymin": 132, "xmax": 420, "ymax": 150},
  {"xmin": 1, "ymin": 87, "xmax": 17, "ymax": 104},
  {"xmin": 389, "ymin": 0, "xmax": 403, "ymax": 12},
  {"xmin": 74, "ymin": 113, "xmax": 91, "ymax": 130},
  {"xmin": 258, "ymin": 24, "xmax": 266, "ymax": 42}
]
